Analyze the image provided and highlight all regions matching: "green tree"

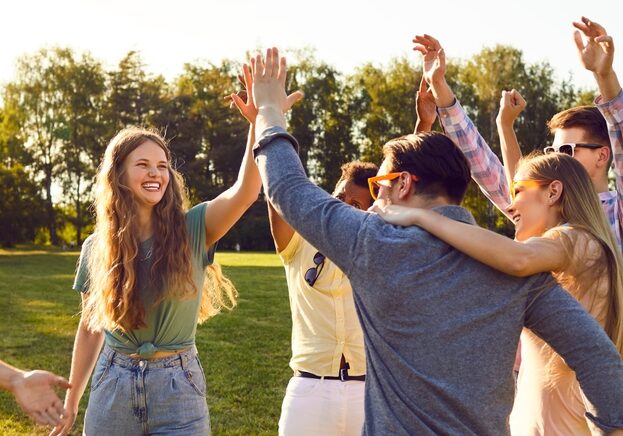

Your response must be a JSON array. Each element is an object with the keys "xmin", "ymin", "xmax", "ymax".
[
  {"xmin": 349, "ymin": 57, "xmax": 420, "ymax": 164},
  {"xmin": 151, "ymin": 60, "xmax": 273, "ymax": 249},
  {"xmin": 289, "ymin": 54, "xmax": 358, "ymax": 190},
  {"xmin": 457, "ymin": 46, "xmax": 528, "ymax": 153},
  {"xmin": 5, "ymin": 48, "xmax": 108, "ymax": 246},
  {"xmin": 0, "ymin": 88, "xmax": 29, "ymax": 167},
  {"xmin": 6, "ymin": 48, "xmax": 78, "ymax": 245},
  {"xmin": 450, "ymin": 46, "xmax": 574, "ymax": 230},
  {"xmin": 153, "ymin": 61, "xmax": 247, "ymax": 202},
  {"xmin": 105, "ymin": 51, "xmax": 166, "ymax": 133},
  {"xmin": 57, "ymin": 52, "xmax": 107, "ymax": 245},
  {"xmin": 0, "ymin": 164, "xmax": 46, "ymax": 247}
]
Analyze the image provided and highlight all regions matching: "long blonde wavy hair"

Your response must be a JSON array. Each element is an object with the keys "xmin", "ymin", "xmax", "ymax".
[
  {"xmin": 82, "ymin": 127, "xmax": 237, "ymax": 332},
  {"xmin": 520, "ymin": 153, "xmax": 623, "ymax": 356}
]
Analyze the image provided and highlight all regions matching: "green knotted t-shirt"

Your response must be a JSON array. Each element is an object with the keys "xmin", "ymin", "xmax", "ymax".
[{"xmin": 73, "ymin": 202, "xmax": 215, "ymax": 358}]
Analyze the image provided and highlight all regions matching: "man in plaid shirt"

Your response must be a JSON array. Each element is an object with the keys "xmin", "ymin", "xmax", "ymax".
[{"xmin": 414, "ymin": 19, "xmax": 623, "ymax": 250}]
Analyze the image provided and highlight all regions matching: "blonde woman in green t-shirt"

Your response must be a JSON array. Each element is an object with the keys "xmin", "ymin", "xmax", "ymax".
[{"xmin": 51, "ymin": 125, "xmax": 261, "ymax": 435}]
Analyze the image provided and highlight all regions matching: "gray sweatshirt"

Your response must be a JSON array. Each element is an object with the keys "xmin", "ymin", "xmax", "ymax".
[{"xmin": 254, "ymin": 127, "xmax": 623, "ymax": 435}]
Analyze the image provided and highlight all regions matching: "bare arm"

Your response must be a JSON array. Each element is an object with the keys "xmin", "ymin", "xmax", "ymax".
[
  {"xmin": 414, "ymin": 76, "xmax": 437, "ymax": 133},
  {"xmin": 413, "ymin": 34, "xmax": 455, "ymax": 108},
  {"xmin": 573, "ymin": 16, "xmax": 621, "ymax": 101},
  {"xmin": 496, "ymin": 89, "xmax": 526, "ymax": 187},
  {"xmin": 267, "ymin": 200, "xmax": 294, "ymax": 253},
  {"xmin": 233, "ymin": 98, "xmax": 294, "ymax": 253},
  {"xmin": 50, "ymin": 295, "xmax": 104, "ymax": 436},
  {"xmin": 228, "ymin": 61, "xmax": 303, "ymax": 252},
  {"xmin": 203, "ymin": 123, "xmax": 262, "ymax": 247},
  {"xmin": 253, "ymin": 49, "xmax": 368, "ymax": 275},
  {"xmin": 574, "ymin": 17, "xmax": 623, "ymax": 252},
  {"xmin": 0, "ymin": 361, "xmax": 70, "ymax": 427},
  {"xmin": 371, "ymin": 204, "xmax": 566, "ymax": 276}
]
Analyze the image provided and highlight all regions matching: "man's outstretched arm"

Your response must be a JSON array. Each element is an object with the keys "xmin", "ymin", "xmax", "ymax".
[
  {"xmin": 575, "ymin": 17, "xmax": 623, "ymax": 250},
  {"xmin": 251, "ymin": 48, "xmax": 369, "ymax": 276},
  {"xmin": 413, "ymin": 34, "xmax": 512, "ymax": 216}
]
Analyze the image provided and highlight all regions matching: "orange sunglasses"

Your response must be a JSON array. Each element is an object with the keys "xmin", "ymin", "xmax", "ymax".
[
  {"xmin": 368, "ymin": 172, "xmax": 418, "ymax": 200},
  {"xmin": 510, "ymin": 179, "xmax": 549, "ymax": 200}
]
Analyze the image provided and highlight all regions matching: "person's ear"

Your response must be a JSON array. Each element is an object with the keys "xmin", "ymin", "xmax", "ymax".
[
  {"xmin": 595, "ymin": 145, "xmax": 611, "ymax": 169},
  {"xmin": 547, "ymin": 180, "xmax": 563, "ymax": 205},
  {"xmin": 398, "ymin": 172, "xmax": 415, "ymax": 200}
]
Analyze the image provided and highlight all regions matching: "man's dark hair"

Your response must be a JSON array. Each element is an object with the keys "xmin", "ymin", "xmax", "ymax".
[
  {"xmin": 334, "ymin": 161, "xmax": 379, "ymax": 191},
  {"xmin": 548, "ymin": 105, "xmax": 612, "ymax": 166},
  {"xmin": 382, "ymin": 132, "xmax": 471, "ymax": 204}
]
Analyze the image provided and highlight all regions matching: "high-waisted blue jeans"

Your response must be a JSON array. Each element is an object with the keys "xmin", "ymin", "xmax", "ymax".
[{"xmin": 84, "ymin": 344, "xmax": 210, "ymax": 435}]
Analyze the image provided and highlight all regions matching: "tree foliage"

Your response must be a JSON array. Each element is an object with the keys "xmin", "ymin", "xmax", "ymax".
[
  {"xmin": 350, "ymin": 57, "xmax": 420, "ymax": 163},
  {"xmin": 0, "ymin": 45, "xmax": 596, "ymax": 247},
  {"xmin": 0, "ymin": 164, "xmax": 46, "ymax": 247}
]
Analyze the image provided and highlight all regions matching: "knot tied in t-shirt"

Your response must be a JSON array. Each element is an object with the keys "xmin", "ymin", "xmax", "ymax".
[{"xmin": 136, "ymin": 342, "xmax": 157, "ymax": 358}]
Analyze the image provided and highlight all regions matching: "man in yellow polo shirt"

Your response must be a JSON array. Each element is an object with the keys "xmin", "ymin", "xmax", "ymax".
[{"xmin": 269, "ymin": 161, "xmax": 377, "ymax": 436}]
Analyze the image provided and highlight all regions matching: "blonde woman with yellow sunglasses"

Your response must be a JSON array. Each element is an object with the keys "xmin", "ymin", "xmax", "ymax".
[{"xmin": 372, "ymin": 152, "xmax": 623, "ymax": 435}]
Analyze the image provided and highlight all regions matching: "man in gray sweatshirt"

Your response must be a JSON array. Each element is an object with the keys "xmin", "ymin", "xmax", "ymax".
[{"xmin": 251, "ymin": 48, "xmax": 623, "ymax": 435}]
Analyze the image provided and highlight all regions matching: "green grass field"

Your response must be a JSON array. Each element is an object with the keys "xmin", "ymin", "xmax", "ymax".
[{"xmin": 0, "ymin": 247, "xmax": 292, "ymax": 435}]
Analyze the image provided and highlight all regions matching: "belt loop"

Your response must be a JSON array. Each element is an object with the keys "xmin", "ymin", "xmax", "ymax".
[
  {"xmin": 107, "ymin": 346, "xmax": 116, "ymax": 367},
  {"xmin": 179, "ymin": 351, "xmax": 187, "ymax": 370}
]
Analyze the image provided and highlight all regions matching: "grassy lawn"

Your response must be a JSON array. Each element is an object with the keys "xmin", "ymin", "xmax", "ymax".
[{"xmin": 0, "ymin": 247, "xmax": 291, "ymax": 435}]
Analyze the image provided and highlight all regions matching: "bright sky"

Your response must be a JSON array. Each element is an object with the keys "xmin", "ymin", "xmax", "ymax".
[{"xmin": 1, "ymin": 0, "xmax": 622, "ymax": 90}]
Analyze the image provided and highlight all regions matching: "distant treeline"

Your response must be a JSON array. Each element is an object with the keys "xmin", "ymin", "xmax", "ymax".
[{"xmin": 0, "ymin": 46, "xmax": 594, "ymax": 248}]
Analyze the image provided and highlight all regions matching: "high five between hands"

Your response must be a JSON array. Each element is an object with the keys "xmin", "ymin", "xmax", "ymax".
[
  {"xmin": 230, "ymin": 17, "xmax": 616, "ymax": 144},
  {"xmin": 229, "ymin": 15, "xmax": 615, "ymax": 135},
  {"xmin": 230, "ymin": 48, "xmax": 303, "ymax": 132}
]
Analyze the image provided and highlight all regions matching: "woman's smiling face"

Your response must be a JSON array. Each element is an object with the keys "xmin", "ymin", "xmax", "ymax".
[{"xmin": 122, "ymin": 140, "xmax": 170, "ymax": 210}]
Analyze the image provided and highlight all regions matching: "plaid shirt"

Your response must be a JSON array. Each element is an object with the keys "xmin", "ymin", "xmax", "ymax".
[
  {"xmin": 596, "ymin": 89, "xmax": 623, "ymax": 251},
  {"xmin": 438, "ymin": 96, "xmax": 623, "ymax": 251},
  {"xmin": 437, "ymin": 100, "xmax": 512, "ymax": 220}
]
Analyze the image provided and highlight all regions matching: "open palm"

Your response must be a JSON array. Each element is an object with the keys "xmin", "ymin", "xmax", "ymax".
[
  {"xmin": 573, "ymin": 17, "xmax": 614, "ymax": 75},
  {"xmin": 413, "ymin": 34, "xmax": 446, "ymax": 85},
  {"xmin": 230, "ymin": 51, "xmax": 303, "ymax": 123}
]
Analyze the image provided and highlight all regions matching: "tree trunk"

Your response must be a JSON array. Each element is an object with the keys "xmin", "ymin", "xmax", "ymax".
[
  {"xmin": 43, "ymin": 167, "xmax": 58, "ymax": 245},
  {"xmin": 75, "ymin": 177, "xmax": 82, "ymax": 246}
]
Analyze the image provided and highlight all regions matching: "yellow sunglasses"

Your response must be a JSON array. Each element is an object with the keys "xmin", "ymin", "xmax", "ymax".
[
  {"xmin": 510, "ymin": 179, "xmax": 549, "ymax": 200},
  {"xmin": 368, "ymin": 172, "xmax": 418, "ymax": 200}
]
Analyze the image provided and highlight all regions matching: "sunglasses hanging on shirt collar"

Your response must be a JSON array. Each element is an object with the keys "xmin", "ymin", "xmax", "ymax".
[{"xmin": 304, "ymin": 251, "xmax": 326, "ymax": 286}]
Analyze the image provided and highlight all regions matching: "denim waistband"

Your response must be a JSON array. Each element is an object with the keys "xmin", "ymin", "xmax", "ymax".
[{"xmin": 100, "ymin": 344, "xmax": 197, "ymax": 369}]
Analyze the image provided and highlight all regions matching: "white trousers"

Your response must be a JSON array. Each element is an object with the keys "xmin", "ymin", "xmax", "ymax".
[{"xmin": 278, "ymin": 376, "xmax": 365, "ymax": 436}]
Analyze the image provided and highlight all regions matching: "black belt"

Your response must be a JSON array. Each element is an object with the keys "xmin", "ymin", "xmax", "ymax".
[{"xmin": 296, "ymin": 370, "xmax": 366, "ymax": 382}]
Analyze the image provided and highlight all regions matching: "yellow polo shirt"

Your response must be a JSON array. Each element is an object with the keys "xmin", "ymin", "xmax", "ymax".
[{"xmin": 279, "ymin": 232, "xmax": 366, "ymax": 377}]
